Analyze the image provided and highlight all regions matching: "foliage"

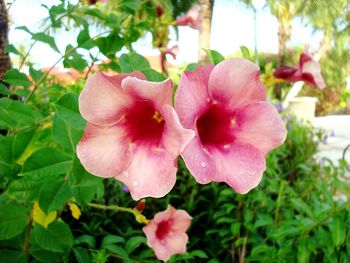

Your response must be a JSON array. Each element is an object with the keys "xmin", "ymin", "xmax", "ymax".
[{"xmin": 1, "ymin": 1, "xmax": 349, "ymax": 262}]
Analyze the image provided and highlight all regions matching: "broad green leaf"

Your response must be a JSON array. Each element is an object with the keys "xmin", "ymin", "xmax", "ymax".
[
  {"xmin": 29, "ymin": 245, "xmax": 64, "ymax": 263},
  {"xmin": 119, "ymin": 52, "xmax": 150, "ymax": 73},
  {"xmin": 75, "ymin": 235, "xmax": 96, "ymax": 247},
  {"xmin": 21, "ymin": 147, "xmax": 72, "ymax": 180},
  {"xmin": 95, "ymin": 33, "xmax": 123, "ymax": 58},
  {"xmin": 331, "ymin": 216, "xmax": 345, "ymax": 247},
  {"xmin": 141, "ymin": 69, "xmax": 166, "ymax": 82},
  {"xmin": 39, "ymin": 179, "xmax": 72, "ymax": 213},
  {"xmin": 68, "ymin": 156, "xmax": 104, "ymax": 205},
  {"xmin": 77, "ymin": 29, "xmax": 94, "ymax": 49},
  {"xmin": 54, "ymin": 93, "xmax": 86, "ymax": 129},
  {"xmin": 104, "ymin": 245, "xmax": 128, "ymax": 258},
  {"xmin": 0, "ymin": 98, "xmax": 36, "ymax": 130},
  {"xmin": 204, "ymin": 49, "xmax": 224, "ymax": 65},
  {"xmin": 0, "ymin": 83, "xmax": 10, "ymax": 95},
  {"xmin": 32, "ymin": 221, "xmax": 73, "ymax": 253},
  {"xmin": 0, "ymin": 249, "xmax": 27, "ymax": 263},
  {"xmin": 6, "ymin": 177, "xmax": 41, "ymax": 202},
  {"xmin": 32, "ymin": 33, "xmax": 60, "ymax": 53},
  {"xmin": 3, "ymin": 69, "xmax": 32, "ymax": 88},
  {"xmin": 191, "ymin": 250, "xmax": 208, "ymax": 259},
  {"xmin": 13, "ymin": 129, "xmax": 35, "ymax": 161},
  {"xmin": 0, "ymin": 203, "xmax": 29, "ymax": 240},
  {"xmin": 125, "ymin": 236, "xmax": 146, "ymax": 254},
  {"xmin": 63, "ymin": 45, "xmax": 88, "ymax": 72},
  {"xmin": 52, "ymin": 114, "xmax": 83, "ymax": 153}
]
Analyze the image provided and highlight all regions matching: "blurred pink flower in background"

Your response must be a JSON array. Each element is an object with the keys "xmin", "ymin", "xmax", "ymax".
[
  {"xmin": 77, "ymin": 72, "xmax": 194, "ymax": 200},
  {"xmin": 164, "ymin": 44, "xmax": 179, "ymax": 60},
  {"xmin": 273, "ymin": 51, "xmax": 325, "ymax": 88},
  {"xmin": 143, "ymin": 205, "xmax": 192, "ymax": 261},
  {"xmin": 175, "ymin": 59, "xmax": 287, "ymax": 194},
  {"xmin": 176, "ymin": 5, "xmax": 201, "ymax": 30}
]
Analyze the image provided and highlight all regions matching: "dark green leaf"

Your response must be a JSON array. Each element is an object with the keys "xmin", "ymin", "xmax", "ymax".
[
  {"xmin": 0, "ymin": 249, "xmax": 27, "ymax": 263},
  {"xmin": 125, "ymin": 236, "xmax": 146, "ymax": 254},
  {"xmin": 0, "ymin": 83, "xmax": 10, "ymax": 95},
  {"xmin": 119, "ymin": 52, "xmax": 150, "ymax": 73},
  {"xmin": 77, "ymin": 29, "xmax": 94, "ymax": 49},
  {"xmin": 32, "ymin": 221, "xmax": 73, "ymax": 253},
  {"xmin": 95, "ymin": 33, "xmax": 123, "ymax": 58},
  {"xmin": 21, "ymin": 147, "xmax": 72, "ymax": 180},
  {"xmin": 5, "ymin": 44, "xmax": 22, "ymax": 56},
  {"xmin": 39, "ymin": 179, "xmax": 72, "ymax": 213},
  {"xmin": 0, "ymin": 203, "xmax": 29, "ymax": 240},
  {"xmin": 141, "ymin": 69, "xmax": 166, "ymax": 81},
  {"xmin": 29, "ymin": 67, "xmax": 44, "ymax": 83}
]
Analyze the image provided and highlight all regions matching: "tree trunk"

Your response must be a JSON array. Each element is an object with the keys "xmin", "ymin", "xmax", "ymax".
[
  {"xmin": 0, "ymin": 0, "xmax": 11, "ymax": 80},
  {"xmin": 198, "ymin": 0, "xmax": 214, "ymax": 64}
]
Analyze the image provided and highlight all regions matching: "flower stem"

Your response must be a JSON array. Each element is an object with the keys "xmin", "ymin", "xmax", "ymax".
[
  {"xmin": 23, "ymin": 216, "xmax": 33, "ymax": 253},
  {"xmin": 87, "ymin": 203, "xmax": 149, "ymax": 224}
]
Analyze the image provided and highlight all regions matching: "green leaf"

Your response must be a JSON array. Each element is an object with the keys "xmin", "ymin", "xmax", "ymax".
[
  {"xmin": 75, "ymin": 235, "xmax": 96, "ymax": 247},
  {"xmin": 185, "ymin": 63, "xmax": 199, "ymax": 72},
  {"xmin": 190, "ymin": 250, "xmax": 208, "ymax": 259},
  {"xmin": 119, "ymin": 52, "xmax": 150, "ymax": 73},
  {"xmin": 297, "ymin": 239, "xmax": 309, "ymax": 263},
  {"xmin": 16, "ymin": 26, "xmax": 32, "ymax": 35},
  {"xmin": 32, "ymin": 33, "xmax": 60, "ymax": 53},
  {"xmin": 3, "ymin": 69, "xmax": 32, "ymax": 88},
  {"xmin": 77, "ymin": 29, "xmax": 94, "ymax": 49},
  {"xmin": 63, "ymin": 45, "xmax": 88, "ymax": 72},
  {"xmin": 0, "ymin": 83, "xmax": 10, "ymax": 95},
  {"xmin": 6, "ymin": 177, "xmax": 41, "ymax": 202},
  {"xmin": 39, "ymin": 179, "xmax": 72, "ymax": 213},
  {"xmin": 204, "ymin": 49, "xmax": 224, "ymax": 65},
  {"xmin": 290, "ymin": 198, "xmax": 313, "ymax": 218},
  {"xmin": 101, "ymin": 235, "xmax": 125, "ymax": 248},
  {"xmin": 29, "ymin": 245, "xmax": 64, "ymax": 263},
  {"xmin": 29, "ymin": 67, "xmax": 44, "ymax": 83},
  {"xmin": 32, "ymin": 221, "xmax": 73, "ymax": 253},
  {"xmin": 125, "ymin": 236, "xmax": 146, "ymax": 254},
  {"xmin": 240, "ymin": 46, "xmax": 251, "ymax": 59},
  {"xmin": 52, "ymin": 114, "xmax": 84, "ymax": 153},
  {"xmin": 0, "ymin": 203, "xmax": 29, "ymax": 240},
  {"xmin": 141, "ymin": 69, "xmax": 166, "ymax": 81},
  {"xmin": 95, "ymin": 33, "xmax": 123, "ymax": 58},
  {"xmin": 0, "ymin": 249, "xmax": 27, "ymax": 263},
  {"xmin": 0, "ymin": 98, "xmax": 36, "ymax": 130},
  {"xmin": 331, "ymin": 216, "xmax": 345, "ymax": 247},
  {"xmin": 21, "ymin": 148, "xmax": 72, "ymax": 180},
  {"xmin": 54, "ymin": 93, "xmax": 86, "ymax": 129},
  {"xmin": 73, "ymin": 248, "xmax": 91, "ymax": 263},
  {"xmin": 68, "ymin": 156, "xmax": 104, "ymax": 205},
  {"xmin": 104, "ymin": 245, "xmax": 128, "ymax": 258},
  {"xmin": 5, "ymin": 44, "xmax": 22, "ymax": 56}
]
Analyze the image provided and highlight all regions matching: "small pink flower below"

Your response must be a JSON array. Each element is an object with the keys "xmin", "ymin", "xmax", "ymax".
[{"xmin": 143, "ymin": 205, "xmax": 192, "ymax": 261}]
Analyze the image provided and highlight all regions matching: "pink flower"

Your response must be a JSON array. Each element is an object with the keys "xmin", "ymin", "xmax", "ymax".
[
  {"xmin": 77, "ymin": 72, "xmax": 194, "ymax": 200},
  {"xmin": 175, "ymin": 59, "xmax": 287, "ymax": 194},
  {"xmin": 273, "ymin": 51, "xmax": 325, "ymax": 89},
  {"xmin": 164, "ymin": 44, "xmax": 179, "ymax": 60},
  {"xmin": 143, "ymin": 205, "xmax": 192, "ymax": 261},
  {"xmin": 176, "ymin": 5, "xmax": 201, "ymax": 30}
]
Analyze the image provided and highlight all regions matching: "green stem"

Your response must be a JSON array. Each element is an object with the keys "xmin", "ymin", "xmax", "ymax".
[
  {"xmin": 23, "ymin": 216, "xmax": 33, "ymax": 253},
  {"xmin": 24, "ymin": 30, "xmax": 111, "ymax": 103},
  {"xmin": 274, "ymin": 180, "xmax": 286, "ymax": 223},
  {"xmin": 87, "ymin": 203, "xmax": 136, "ymax": 214}
]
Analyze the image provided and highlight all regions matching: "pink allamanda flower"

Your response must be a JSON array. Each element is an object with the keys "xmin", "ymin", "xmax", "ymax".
[
  {"xmin": 143, "ymin": 205, "xmax": 192, "ymax": 261},
  {"xmin": 175, "ymin": 59, "xmax": 287, "ymax": 194},
  {"xmin": 77, "ymin": 72, "xmax": 194, "ymax": 200},
  {"xmin": 176, "ymin": 4, "xmax": 201, "ymax": 30},
  {"xmin": 273, "ymin": 51, "xmax": 325, "ymax": 89}
]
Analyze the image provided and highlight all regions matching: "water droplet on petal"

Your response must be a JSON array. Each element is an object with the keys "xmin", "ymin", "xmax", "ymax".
[
  {"xmin": 200, "ymin": 161, "xmax": 207, "ymax": 168},
  {"xmin": 133, "ymin": 181, "xmax": 138, "ymax": 187}
]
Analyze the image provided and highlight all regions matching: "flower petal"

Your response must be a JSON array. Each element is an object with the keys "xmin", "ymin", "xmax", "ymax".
[
  {"xmin": 181, "ymin": 136, "xmax": 216, "ymax": 184},
  {"xmin": 208, "ymin": 59, "xmax": 266, "ymax": 110},
  {"xmin": 161, "ymin": 105, "xmax": 195, "ymax": 157},
  {"xmin": 301, "ymin": 60, "xmax": 325, "ymax": 89},
  {"xmin": 232, "ymin": 102, "xmax": 287, "ymax": 154},
  {"xmin": 77, "ymin": 123, "xmax": 132, "ymax": 178},
  {"xmin": 172, "ymin": 210, "xmax": 192, "ymax": 232},
  {"xmin": 210, "ymin": 142, "xmax": 266, "ymax": 194},
  {"xmin": 122, "ymin": 77, "xmax": 173, "ymax": 111},
  {"xmin": 175, "ymin": 64, "xmax": 214, "ymax": 128},
  {"xmin": 116, "ymin": 147, "xmax": 177, "ymax": 200},
  {"xmin": 273, "ymin": 66, "xmax": 299, "ymax": 81},
  {"xmin": 79, "ymin": 72, "xmax": 144, "ymax": 126}
]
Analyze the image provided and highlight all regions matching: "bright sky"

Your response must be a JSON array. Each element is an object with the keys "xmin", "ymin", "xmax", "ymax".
[{"xmin": 8, "ymin": 0, "xmax": 324, "ymax": 69}]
